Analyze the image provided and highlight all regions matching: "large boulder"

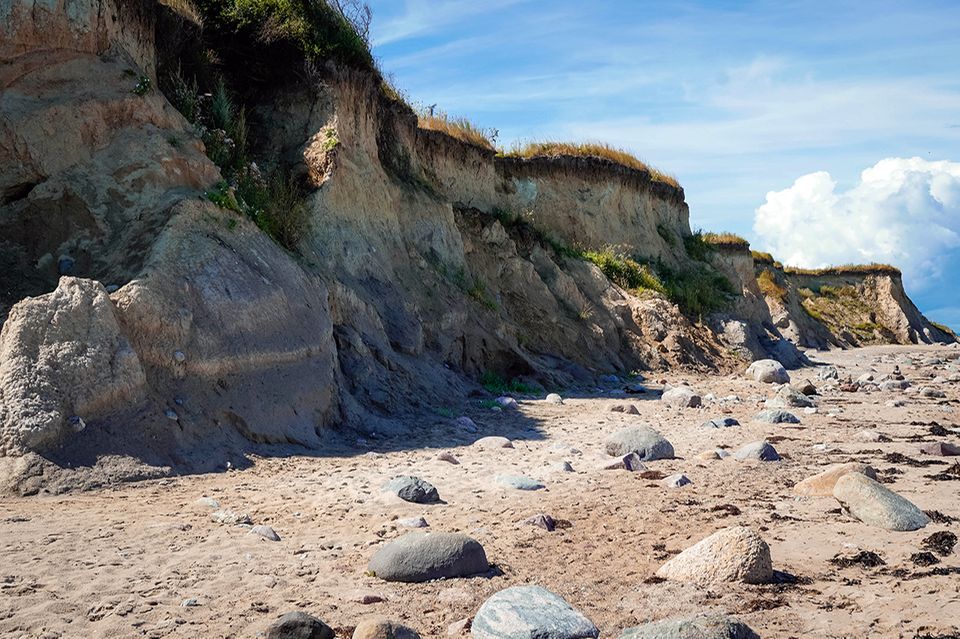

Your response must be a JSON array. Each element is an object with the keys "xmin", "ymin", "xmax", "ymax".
[
  {"xmin": 745, "ymin": 359, "xmax": 790, "ymax": 384},
  {"xmin": 832, "ymin": 473, "xmax": 930, "ymax": 531},
  {"xmin": 368, "ymin": 532, "xmax": 488, "ymax": 582},
  {"xmin": 655, "ymin": 526, "xmax": 773, "ymax": 585},
  {"xmin": 794, "ymin": 463, "xmax": 877, "ymax": 497},
  {"xmin": 734, "ymin": 441, "xmax": 780, "ymax": 461},
  {"xmin": 661, "ymin": 387, "xmax": 702, "ymax": 408},
  {"xmin": 471, "ymin": 585, "xmax": 599, "ymax": 639},
  {"xmin": 619, "ymin": 614, "xmax": 759, "ymax": 639},
  {"xmin": 605, "ymin": 426, "xmax": 674, "ymax": 460},
  {"xmin": 754, "ymin": 409, "xmax": 799, "ymax": 424},
  {"xmin": 0, "ymin": 277, "xmax": 146, "ymax": 454}
]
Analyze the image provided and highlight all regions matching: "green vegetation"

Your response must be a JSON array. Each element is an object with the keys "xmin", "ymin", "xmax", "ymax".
[
  {"xmin": 682, "ymin": 230, "xmax": 715, "ymax": 261},
  {"xmin": 756, "ymin": 269, "xmax": 787, "ymax": 301},
  {"xmin": 931, "ymin": 321, "xmax": 957, "ymax": 338},
  {"xmin": 165, "ymin": 66, "xmax": 310, "ymax": 250},
  {"xmin": 480, "ymin": 371, "xmax": 538, "ymax": 395},
  {"xmin": 132, "ymin": 75, "xmax": 152, "ymax": 96},
  {"xmin": 784, "ymin": 263, "xmax": 901, "ymax": 276},
  {"xmin": 502, "ymin": 141, "xmax": 680, "ymax": 188},
  {"xmin": 196, "ymin": 0, "xmax": 375, "ymax": 71},
  {"xmin": 580, "ymin": 249, "xmax": 666, "ymax": 294},
  {"xmin": 418, "ymin": 111, "xmax": 495, "ymax": 150},
  {"xmin": 702, "ymin": 232, "xmax": 750, "ymax": 249},
  {"xmin": 751, "ymin": 250, "xmax": 775, "ymax": 264},
  {"xmin": 656, "ymin": 260, "xmax": 736, "ymax": 318},
  {"xmin": 657, "ymin": 223, "xmax": 677, "ymax": 247}
]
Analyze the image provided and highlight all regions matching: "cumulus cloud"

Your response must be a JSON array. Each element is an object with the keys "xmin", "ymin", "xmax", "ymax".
[{"xmin": 753, "ymin": 157, "xmax": 960, "ymax": 287}]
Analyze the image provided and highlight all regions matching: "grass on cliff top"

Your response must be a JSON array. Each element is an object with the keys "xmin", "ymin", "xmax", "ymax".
[
  {"xmin": 195, "ymin": 0, "xmax": 375, "ymax": 70},
  {"xmin": 784, "ymin": 263, "xmax": 901, "ymax": 277},
  {"xmin": 418, "ymin": 111, "xmax": 496, "ymax": 150},
  {"xmin": 702, "ymin": 232, "xmax": 750, "ymax": 249},
  {"xmin": 502, "ymin": 142, "xmax": 680, "ymax": 188},
  {"xmin": 751, "ymin": 250, "xmax": 775, "ymax": 264}
]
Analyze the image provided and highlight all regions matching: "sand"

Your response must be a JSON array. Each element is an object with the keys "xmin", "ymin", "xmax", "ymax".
[{"xmin": 1, "ymin": 344, "xmax": 958, "ymax": 638}]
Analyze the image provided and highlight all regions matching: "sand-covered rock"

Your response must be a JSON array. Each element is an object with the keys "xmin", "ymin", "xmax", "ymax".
[
  {"xmin": 266, "ymin": 611, "xmax": 334, "ymax": 639},
  {"xmin": 368, "ymin": 532, "xmax": 488, "ymax": 582},
  {"xmin": 655, "ymin": 526, "xmax": 773, "ymax": 585},
  {"xmin": 833, "ymin": 473, "xmax": 930, "ymax": 531},
  {"xmin": 471, "ymin": 585, "xmax": 599, "ymax": 639},
  {"xmin": 793, "ymin": 462, "xmax": 878, "ymax": 497},
  {"xmin": 352, "ymin": 619, "xmax": 420, "ymax": 639}
]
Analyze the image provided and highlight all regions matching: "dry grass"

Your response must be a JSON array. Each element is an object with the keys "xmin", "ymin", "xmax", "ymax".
[
  {"xmin": 418, "ymin": 112, "xmax": 494, "ymax": 150},
  {"xmin": 160, "ymin": 0, "xmax": 202, "ymax": 24},
  {"xmin": 784, "ymin": 263, "xmax": 901, "ymax": 277},
  {"xmin": 751, "ymin": 250, "xmax": 775, "ymax": 264},
  {"xmin": 503, "ymin": 141, "xmax": 680, "ymax": 188},
  {"xmin": 756, "ymin": 269, "xmax": 787, "ymax": 300},
  {"xmin": 702, "ymin": 232, "xmax": 750, "ymax": 249}
]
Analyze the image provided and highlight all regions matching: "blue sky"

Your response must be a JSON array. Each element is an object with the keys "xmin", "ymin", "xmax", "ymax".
[{"xmin": 367, "ymin": 1, "xmax": 960, "ymax": 329}]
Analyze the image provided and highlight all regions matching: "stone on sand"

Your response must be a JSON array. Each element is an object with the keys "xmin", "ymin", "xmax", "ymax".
[
  {"xmin": 600, "ymin": 452, "xmax": 648, "ymax": 471},
  {"xmin": 701, "ymin": 417, "xmax": 740, "ymax": 429},
  {"xmin": 397, "ymin": 517, "xmax": 429, "ymax": 529},
  {"xmin": 474, "ymin": 436, "xmax": 513, "ymax": 450},
  {"xmin": 765, "ymin": 386, "xmax": 814, "ymax": 409},
  {"xmin": 655, "ymin": 526, "xmax": 773, "ymax": 585},
  {"xmin": 471, "ymin": 585, "xmax": 599, "ymax": 639},
  {"xmin": 266, "ymin": 611, "xmax": 334, "ymax": 639},
  {"xmin": 661, "ymin": 386, "xmax": 702, "ymax": 408},
  {"xmin": 383, "ymin": 476, "xmax": 440, "ymax": 504},
  {"xmin": 250, "ymin": 525, "xmax": 281, "ymax": 541},
  {"xmin": 211, "ymin": 509, "xmax": 252, "ymax": 525},
  {"xmin": 619, "ymin": 614, "xmax": 759, "ymax": 639},
  {"xmin": 833, "ymin": 473, "xmax": 930, "ymax": 531},
  {"xmin": 734, "ymin": 441, "xmax": 781, "ymax": 461},
  {"xmin": 919, "ymin": 442, "xmax": 960, "ymax": 456},
  {"xmin": 746, "ymin": 359, "xmax": 790, "ymax": 384},
  {"xmin": 523, "ymin": 513, "xmax": 556, "ymax": 531},
  {"xmin": 352, "ymin": 619, "xmax": 420, "ymax": 639},
  {"xmin": 664, "ymin": 473, "xmax": 692, "ymax": 488},
  {"xmin": 495, "ymin": 397, "xmax": 519, "ymax": 408},
  {"xmin": 196, "ymin": 496, "xmax": 220, "ymax": 509},
  {"xmin": 496, "ymin": 474, "xmax": 544, "ymax": 491},
  {"xmin": 604, "ymin": 426, "xmax": 674, "ymax": 461},
  {"xmin": 610, "ymin": 404, "xmax": 640, "ymax": 415},
  {"xmin": 368, "ymin": 532, "xmax": 488, "ymax": 582},
  {"xmin": 754, "ymin": 409, "xmax": 800, "ymax": 424},
  {"xmin": 793, "ymin": 463, "xmax": 878, "ymax": 497},
  {"xmin": 455, "ymin": 417, "xmax": 478, "ymax": 433},
  {"xmin": 545, "ymin": 393, "xmax": 564, "ymax": 404}
]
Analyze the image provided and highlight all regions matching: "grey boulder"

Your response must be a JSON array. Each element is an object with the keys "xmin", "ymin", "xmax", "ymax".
[
  {"xmin": 471, "ymin": 585, "xmax": 599, "ymax": 639},
  {"xmin": 383, "ymin": 476, "xmax": 440, "ymax": 504},
  {"xmin": 605, "ymin": 426, "xmax": 674, "ymax": 461},
  {"xmin": 661, "ymin": 386, "xmax": 702, "ymax": 408},
  {"xmin": 619, "ymin": 614, "xmax": 759, "ymax": 639},
  {"xmin": 368, "ymin": 532, "xmax": 488, "ymax": 582},
  {"xmin": 754, "ymin": 409, "xmax": 800, "ymax": 424},
  {"xmin": 833, "ymin": 473, "xmax": 930, "ymax": 531},
  {"xmin": 266, "ymin": 611, "xmax": 334, "ymax": 639},
  {"xmin": 734, "ymin": 441, "xmax": 781, "ymax": 461}
]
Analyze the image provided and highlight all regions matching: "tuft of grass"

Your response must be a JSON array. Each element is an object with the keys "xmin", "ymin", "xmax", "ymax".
[
  {"xmin": 656, "ymin": 260, "xmax": 736, "ymax": 318},
  {"xmin": 930, "ymin": 321, "xmax": 957, "ymax": 338},
  {"xmin": 751, "ymin": 250, "xmax": 775, "ymax": 264},
  {"xmin": 580, "ymin": 249, "xmax": 666, "ymax": 294},
  {"xmin": 784, "ymin": 263, "xmax": 901, "ymax": 276},
  {"xmin": 160, "ymin": 0, "xmax": 203, "ymax": 24},
  {"xmin": 683, "ymin": 230, "xmax": 715, "ymax": 262},
  {"xmin": 418, "ymin": 111, "xmax": 495, "ymax": 150},
  {"xmin": 502, "ymin": 141, "xmax": 679, "ymax": 188},
  {"xmin": 480, "ymin": 371, "xmax": 538, "ymax": 395},
  {"xmin": 702, "ymin": 232, "xmax": 750, "ymax": 249},
  {"xmin": 756, "ymin": 269, "xmax": 787, "ymax": 301}
]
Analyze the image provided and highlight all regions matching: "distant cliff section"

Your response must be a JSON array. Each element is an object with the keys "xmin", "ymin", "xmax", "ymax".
[{"xmin": 0, "ymin": 0, "xmax": 953, "ymax": 493}]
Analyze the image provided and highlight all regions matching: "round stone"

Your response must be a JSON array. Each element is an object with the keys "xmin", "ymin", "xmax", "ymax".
[
  {"xmin": 383, "ymin": 476, "xmax": 440, "ymax": 504},
  {"xmin": 604, "ymin": 426, "xmax": 674, "ymax": 461},
  {"xmin": 367, "ymin": 532, "xmax": 488, "ymax": 583},
  {"xmin": 471, "ymin": 585, "xmax": 599, "ymax": 639},
  {"xmin": 655, "ymin": 526, "xmax": 773, "ymax": 585}
]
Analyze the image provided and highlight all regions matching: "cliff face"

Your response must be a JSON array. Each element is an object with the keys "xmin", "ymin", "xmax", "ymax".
[{"xmin": 0, "ymin": 1, "xmax": 952, "ymax": 493}]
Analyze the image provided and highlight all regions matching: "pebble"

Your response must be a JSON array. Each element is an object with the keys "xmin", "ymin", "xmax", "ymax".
[
  {"xmin": 455, "ymin": 416, "xmax": 478, "ymax": 433},
  {"xmin": 474, "ymin": 436, "xmax": 513, "ymax": 450},
  {"xmin": 471, "ymin": 585, "xmax": 599, "ymax": 639},
  {"xmin": 352, "ymin": 619, "xmax": 420, "ymax": 639},
  {"xmin": 545, "ymin": 393, "xmax": 564, "ymax": 404},
  {"xmin": 609, "ymin": 404, "xmax": 640, "ymax": 415},
  {"xmin": 447, "ymin": 617, "xmax": 472, "ymax": 636},
  {"xmin": 701, "ymin": 417, "xmax": 740, "ymax": 428},
  {"xmin": 554, "ymin": 461, "xmax": 575, "ymax": 472},
  {"xmin": 754, "ymin": 409, "xmax": 800, "ymax": 424},
  {"xmin": 495, "ymin": 397, "xmax": 519, "ymax": 409},
  {"xmin": 919, "ymin": 442, "xmax": 960, "ymax": 456},
  {"xmin": 211, "ymin": 509, "xmax": 252, "ymax": 525},
  {"xmin": 600, "ymin": 452, "xmax": 648, "ymax": 471},
  {"xmin": 397, "ymin": 517, "xmax": 429, "ymax": 529},
  {"xmin": 196, "ymin": 496, "xmax": 220, "ymax": 509},
  {"xmin": 437, "ymin": 452, "xmax": 460, "ymax": 464},
  {"xmin": 523, "ymin": 513, "xmax": 556, "ymax": 531},
  {"xmin": 180, "ymin": 598, "xmax": 198, "ymax": 607}
]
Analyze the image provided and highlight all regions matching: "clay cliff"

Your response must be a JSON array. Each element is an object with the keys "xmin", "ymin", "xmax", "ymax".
[{"xmin": 0, "ymin": 0, "xmax": 953, "ymax": 494}]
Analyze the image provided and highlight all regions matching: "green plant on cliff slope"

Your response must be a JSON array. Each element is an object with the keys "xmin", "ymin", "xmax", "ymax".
[
  {"xmin": 655, "ymin": 259, "xmax": 736, "ymax": 318},
  {"xmin": 580, "ymin": 249, "xmax": 667, "ymax": 295},
  {"xmin": 756, "ymin": 269, "xmax": 787, "ymax": 301}
]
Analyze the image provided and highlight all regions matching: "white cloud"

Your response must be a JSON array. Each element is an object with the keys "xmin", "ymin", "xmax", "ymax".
[{"xmin": 753, "ymin": 157, "xmax": 960, "ymax": 288}]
